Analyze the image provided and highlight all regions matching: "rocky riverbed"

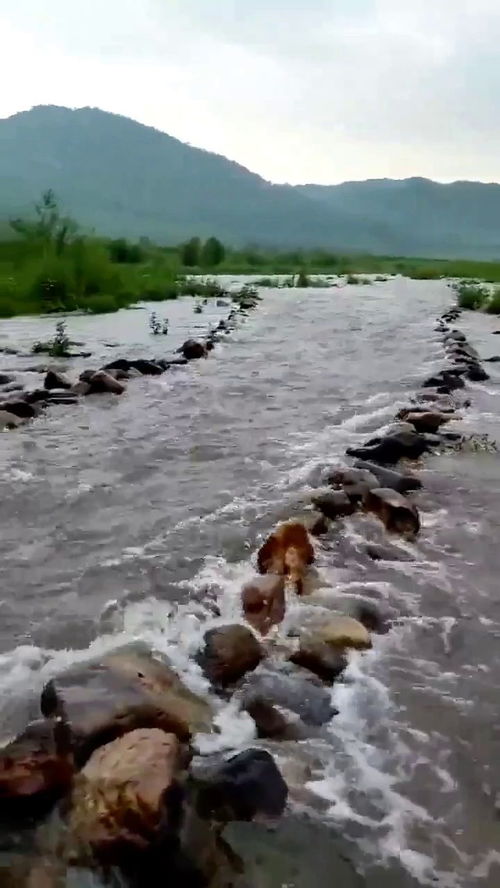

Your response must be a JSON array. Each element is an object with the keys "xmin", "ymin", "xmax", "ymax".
[{"xmin": 0, "ymin": 277, "xmax": 499, "ymax": 887}]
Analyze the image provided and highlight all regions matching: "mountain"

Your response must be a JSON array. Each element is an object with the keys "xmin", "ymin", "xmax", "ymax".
[
  {"xmin": 0, "ymin": 105, "xmax": 499, "ymax": 258},
  {"xmin": 297, "ymin": 179, "xmax": 500, "ymax": 259},
  {"xmin": 0, "ymin": 105, "xmax": 388, "ymax": 253}
]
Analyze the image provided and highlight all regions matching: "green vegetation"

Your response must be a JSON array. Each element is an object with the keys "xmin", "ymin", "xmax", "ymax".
[
  {"xmin": 485, "ymin": 289, "xmax": 500, "ymax": 314},
  {"xmin": 452, "ymin": 280, "xmax": 500, "ymax": 314},
  {"xmin": 32, "ymin": 320, "xmax": 71, "ymax": 357}
]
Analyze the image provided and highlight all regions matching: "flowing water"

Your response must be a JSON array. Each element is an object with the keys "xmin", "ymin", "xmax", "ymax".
[{"xmin": 0, "ymin": 278, "xmax": 499, "ymax": 886}]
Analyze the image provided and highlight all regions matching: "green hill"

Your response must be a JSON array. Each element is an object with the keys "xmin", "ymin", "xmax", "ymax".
[{"xmin": 1, "ymin": 105, "xmax": 500, "ymax": 259}]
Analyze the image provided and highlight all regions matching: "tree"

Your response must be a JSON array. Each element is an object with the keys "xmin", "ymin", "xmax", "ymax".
[
  {"xmin": 10, "ymin": 190, "xmax": 77, "ymax": 254},
  {"xmin": 181, "ymin": 237, "xmax": 201, "ymax": 267},
  {"xmin": 200, "ymin": 236, "xmax": 225, "ymax": 268}
]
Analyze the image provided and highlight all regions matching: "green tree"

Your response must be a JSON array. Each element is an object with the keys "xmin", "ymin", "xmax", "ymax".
[
  {"xmin": 200, "ymin": 236, "xmax": 225, "ymax": 267},
  {"xmin": 181, "ymin": 237, "xmax": 201, "ymax": 267},
  {"xmin": 10, "ymin": 190, "xmax": 77, "ymax": 254}
]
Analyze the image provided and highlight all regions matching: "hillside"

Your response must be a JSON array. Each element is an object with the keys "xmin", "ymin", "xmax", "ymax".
[
  {"xmin": 0, "ymin": 105, "xmax": 388, "ymax": 253},
  {"xmin": 1, "ymin": 106, "xmax": 500, "ymax": 258},
  {"xmin": 298, "ymin": 179, "xmax": 500, "ymax": 259}
]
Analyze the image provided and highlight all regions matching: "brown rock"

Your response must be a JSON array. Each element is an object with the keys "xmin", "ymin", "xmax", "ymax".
[
  {"xmin": 241, "ymin": 575, "xmax": 285, "ymax": 636},
  {"xmin": 88, "ymin": 370, "xmax": 126, "ymax": 395},
  {"xmin": 290, "ymin": 637, "xmax": 348, "ymax": 683},
  {"xmin": 180, "ymin": 340, "xmax": 207, "ymax": 360},
  {"xmin": 364, "ymin": 487, "xmax": 420, "ymax": 538},
  {"xmin": 0, "ymin": 720, "xmax": 73, "ymax": 817},
  {"xmin": 68, "ymin": 729, "xmax": 182, "ymax": 865},
  {"xmin": 311, "ymin": 615, "xmax": 372, "ymax": 650},
  {"xmin": 257, "ymin": 521, "xmax": 314, "ymax": 596},
  {"xmin": 70, "ymin": 381, "xmax": 91, "ymax": 396},
  {"xmin": 244, "ymin": 699, "xmax": 292, "ymax": 739},
  {"xmin": 399, "ymin": 410, "xmax": 453, "ymax": 434},
  {"xmin": 198, "ymin": 625, "xmax": 263, "ymax": 687}
]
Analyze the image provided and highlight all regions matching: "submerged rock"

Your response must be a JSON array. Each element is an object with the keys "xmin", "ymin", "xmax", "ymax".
[
  {"xmin": 179, "ymin": 340, "xmax": 207, "ymax": 361},
  {"xmin": 198, "ymin": 625, "xmax": 263, "ymax": 687},
  {"xmin": 348, "ymin": 430, "xmax": 428, "ymax": 465},
  {"xmin": 44, "ymin": 369, "xmax": 72, "ymax": 391},
  {"xmin": 0, "ymin": 399, "xmax": 37, "ymax": 419},
  {"xmin": 364, "ymin": 487, "xmax": 420, "ymax": 538},
  {"xmin": 192, "ymin": 748, "xmax": 288, "ymax": 823},
  {"xmin": 311, "ymin": 490, "xmax": 356, "ymax": 520},
  {"xmin": 325, "ymin": 465, "xmax": 379, "ymax": 501},
  {"xmin": 0, "ymin": 410, "xmax": 25, "ymax": 430}
]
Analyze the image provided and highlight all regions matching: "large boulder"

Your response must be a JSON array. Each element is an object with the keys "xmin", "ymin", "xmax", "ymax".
[
  {"xmin": 87, "ymin": 370, "xmax": 126, "ymax": 395},
  {"xmin": 192, "ymin": 748, "xmax": 288, "ymax": 823},
  {"xmin": 257, "ymin": 521, "xmax": 314, "ymax": 595},
  {"xmin": 39, "ymin": 648, "xmax": 213, "ymax": 763},
  {"xmin": 197, "ymin": 625, "xmax": 263, "ymax": 687},
  {"xmin": 44, "ymin": 369, "xmax": 72, "ymax": 390},
  {"xmin": 179, "ymin": 340, "xmax": 207, "ymax": 361},
  {"xmin": 347, "ymin": 430, "xmax": 429, "ymax": 465},
  {"xmin": 353, "ymin": 459, "xmax": 422, "ymax": 493},
  {"xmin": 241, "ymin": 575, "xmax": 285, "ymax": 636},
  {"xmin": 67, "ymin": 728, "xmax": 183, "ymax": 866},
  {"xmin": 364, "ymin": 487, "xmax": 420, "ymax": 537},
  {"xmin": 238, "ymin": 663, "xmax": 336, "ymax": 726}
]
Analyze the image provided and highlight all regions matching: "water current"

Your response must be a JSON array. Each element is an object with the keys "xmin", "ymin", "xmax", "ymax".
[{"xmin": 0, "ymin": 277, "xmax": 499, "ymax": 886}]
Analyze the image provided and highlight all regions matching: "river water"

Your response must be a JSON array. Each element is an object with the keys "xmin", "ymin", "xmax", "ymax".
[{"xmin": 0, "ymin": 277, "xmax": 499, "ymax": 887}]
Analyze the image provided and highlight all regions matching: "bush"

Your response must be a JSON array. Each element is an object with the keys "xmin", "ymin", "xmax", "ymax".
[
  {"xmin": 346, "ymin": 274, "xmax": 361, "ymax": 284},
  {"xmin": 486, "ymin": 288, "xmax": 500, "ymax": 314},
  {"xmin": 85, "ymin": 294, "xmax": 119, "ymax": 314},
  {"xmin": 296, "ymin": 269, "xmax": 310, "ymax": 287},
  {"xmin": 108, "ymin": 238, "xmax": 144, "ymax": 264},
  {"xmin": 454, "ymin": 281, "xmax": 488, "ymax": 310}
]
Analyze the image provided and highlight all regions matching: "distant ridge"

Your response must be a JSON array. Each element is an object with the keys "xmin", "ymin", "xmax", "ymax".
[{"xmin": 0, "ymin": 105, "xmax": 499, "ymax": 258}]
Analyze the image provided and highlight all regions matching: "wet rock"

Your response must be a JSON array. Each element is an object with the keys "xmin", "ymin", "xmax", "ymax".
[
  {"xmin": 399, "ymin": 410, "xmax": 452, "ymax": 434},
  {"xmin": 0, "ymin": 719, "xmax": 73, "ymax": 818},
  {"xmin": 365, "ymin": 542, "xmax": 414, "ymax": 562},
  {"xmin": 353, "ymin": 459, "xmax": 422, "ymax": 493},
  {"xmin": 423, "ymin": 370, "xmax": 465, "ymax": 391},
  {"xmin": 347, "ymin": 430, "xmax": 429, "ymax": 465},
  {"xmin": 67, "ymin": 728, "xmax": 183, "ymax": 866},
  {"xmin": 244, "ymin": 699, "xmax": 294, "ymax": 739},
  {"xmin": 0, "ymin": 410, "xmax": 25, "ymax": 430},
  {"xmin": 364, "ymin": 487, "xmax": 420, "ymax": 538},
  {"xmin": 129, "ymin": 359, "xmax": 164, "ymax": 376},
  {"xmin": 166, "ymin": 357, "xmax": 189, "ymax": 367},
  {"xmin": 0, "ymin": 399, "xmax": 37, "ymax": 419},
  {"xmin": 40, "ymin": 648, "xmax": 213, "ymax": 761},
  {"xmin": 311, "ymin": 490, "xmax": 356, "ymax": 520},
  {"xmin": 179, "ymin": 340, "xmax": 207, "ymax": 361},
  {"xmin": 193, "ymin": 748, "xmax": 288, "ymax": 823},
  {"xmin": 105, "ymin": 367, "xmax": 130, "ymax": 380},
  {"xmin": 0, "ymin": 373, "xmax": 14, "ymax": 385},
  {"xmin": 241, "ymin": 575, "xmax": 285, "ymax": 636},
  {"xmin": 198, "ymin": 625, "xmax": 263, "ymax": 687},
  {"xmin": 344, "ymin": 598, "xmax": 390, "ymax": 634},
  {"xmin": 485, "ymin": 355, "xmax": 500, "ymax": 362},
  {"xmin": 290, "ymin": 636, "xmax": 348, "ymax": 683},
  {"xmin": 303, "ymin": 615, "xmax": 372, "ymax": 651},
  {"xmin": 444, "ymin": 330, "xmax": 466, "ymax": 343},
  {"xmin": 71, "ymin": 381, "xmax": 91, "ymax": 396},
  {"xmin": 239, "ymin": 663, "xmax": 336, "ymax": 726},
  {"xmin": 87, "ymin": 370, "xmax": 126, "ymax": 395},
  {"xmin": 466, "ymin": 364, "xmax": 490, "ymax": 381},
  {"xmin": 325, "ymin": 465, "xmax": 379, "ymax": 501},
  {"xmin": 44, "ymin": 369, "xmax": 72, "ymax": 391},
  {"xmin": 292, "ymin": 510, "xmax": 330, "ymax": 537},
  {"xmin": 257, "ymin": 521, "xmax": 315, "ymax": 595},
  {"xmin": 103, "ymin": 358, "xmax": 130, "ymax": 373}
]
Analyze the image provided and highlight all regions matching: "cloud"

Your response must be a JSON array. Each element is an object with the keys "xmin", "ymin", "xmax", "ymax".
[{"xmin": 1, "ymin": 0, "xmax": 500, "ymax": 183}]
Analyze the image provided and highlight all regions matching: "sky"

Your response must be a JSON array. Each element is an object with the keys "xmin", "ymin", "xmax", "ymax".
[{"xmin": 0, "ymin": 0, "xmax": 499, "ymax": 185}]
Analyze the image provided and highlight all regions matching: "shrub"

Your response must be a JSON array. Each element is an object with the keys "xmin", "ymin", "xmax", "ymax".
[
  {"xmin": 296, "ymin": 269, "xmax": 310, "ymax": 287},
  {"xmin": 108, "ymin": 238, "xmax": 144, "ymax": 264},
  {"xmin": 485, "ymin": 288, "xmax": 500, "ymax": 314},
  {"xmin": 85, "ymin": 294, "xmax": 119, "ymax": 314},
  {"xmin": 454, "ymin": 281, "xmax": 488, "ymax": 310},
  {"xmin": 346, "ymin": 274, "xmax": 361, "ymax": 284}
]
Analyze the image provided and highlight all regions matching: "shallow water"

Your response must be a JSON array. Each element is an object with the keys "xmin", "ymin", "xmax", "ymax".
[{"xmin": 0, "ymin": 278, "xmax": 499, "ymax": 886}]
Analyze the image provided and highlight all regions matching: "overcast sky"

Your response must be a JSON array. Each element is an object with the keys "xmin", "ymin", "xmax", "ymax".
[{"xmin": 0, "ymin": 0, "xmax": 499, "ymax": 184}]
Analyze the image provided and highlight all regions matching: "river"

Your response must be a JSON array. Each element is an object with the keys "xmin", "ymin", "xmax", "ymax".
[{"xmin": 0, "ymin": 277, "xmax": 499, "ymax": 887}]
